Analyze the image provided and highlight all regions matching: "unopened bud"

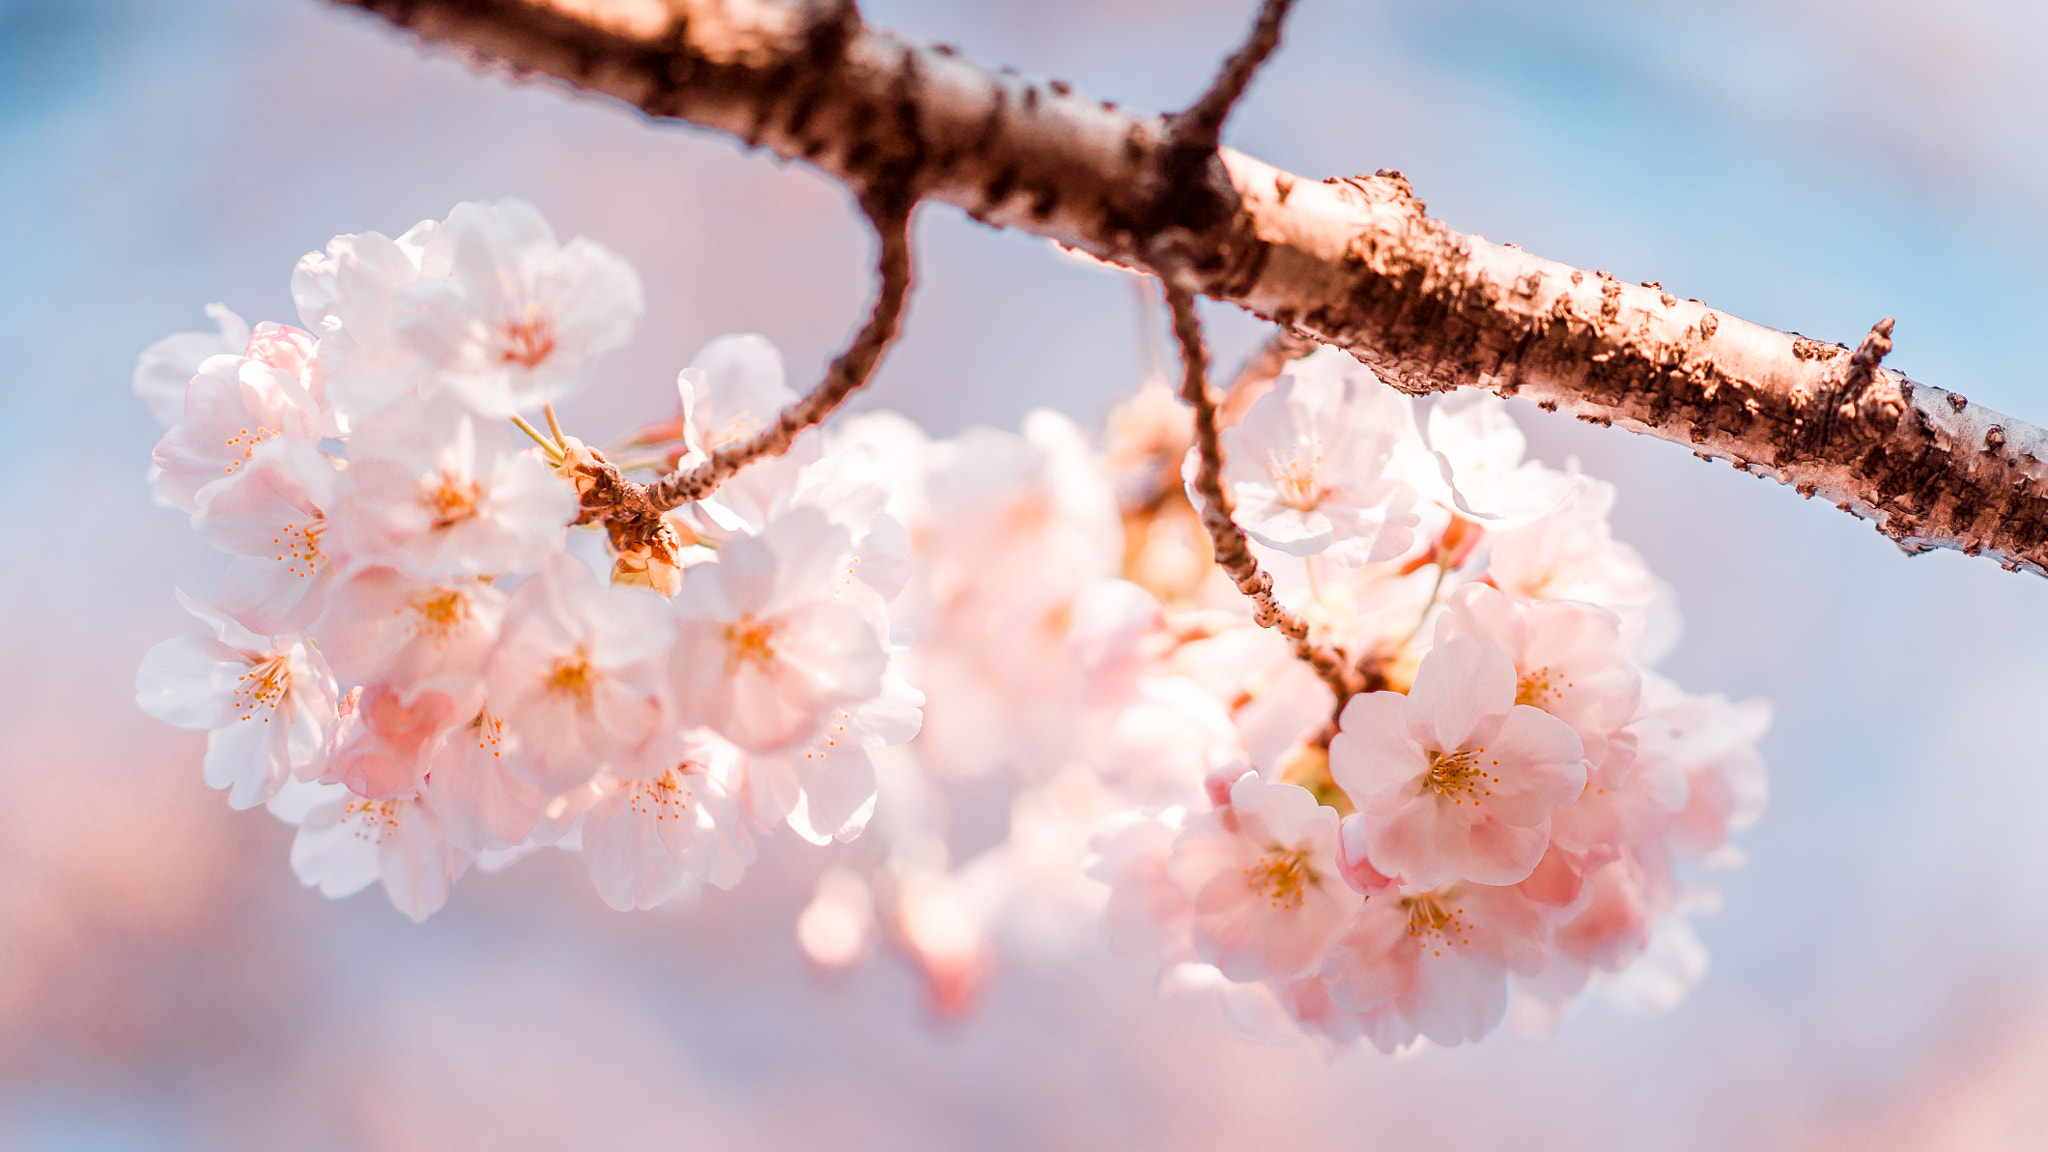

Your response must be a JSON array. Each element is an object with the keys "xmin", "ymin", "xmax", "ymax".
[
  {"xmin": 555, "ymin": 436, "xmax": 608, "ymax": 500},
  {"xmin": 611, "ymin": 516, "xmax": 687, "ymax": 596}
]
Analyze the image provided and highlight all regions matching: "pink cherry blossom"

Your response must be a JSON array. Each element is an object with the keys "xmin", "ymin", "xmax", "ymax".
[
  {"xmin": 1318, "ymin": 879, "xmax": 1550, "ymax": 1049},
  {"xmin": 670, "ymin": 507, "xmax": 889, "ymax": 753},
  {"xmin": 1165, "ymin": 771, "xmax": 1354, "ymax": 983},
  {"xmin": 743, "ymin": 669, "xmax": 924, "ymax": 845},
  {"xmin": 1210, "ymin": 347, "xmax": 1421, "ymax": 566},
  {"xmin": 1084, "ymin": 807, "xmax": 1193, "ymax": 960},
  {"xmin": 1434, "ymin": 582, "xmax": 1641, "ymax": 764},
  {"xmin": 397, "ymin": 199, "xmax": 643, "ymax": 417},
  {"xmin": 485, "ymin": 555, "xmax": 676, "ymax": 793},
  {"xmin": 315, "ymin": 566, "xmax": 506, "ymax": 691},
  {"xmin": 293, "ymin": 218, "xmax": 436, "ymax": 425},
  {"xmin": 1548, "ymin": 729, "xmax": 1688, "ymax": 856},
  {"xmin": 579, "ymin": 750, "xmax": 755, "ymax": 911},
  {"xmin": 133, "ymin": 303, "xmax": 251, "ymax": 428},
  {"xmin": 151, "ymin": 332, "xmax": 325, "ymax": 514},
  {"xmin": 1639, "ymin": 672, "xmax": 1771, "ymax": 858},
  {"xmin": 135, "ymin": 593, "xmax": 339, "ymax": 810},
  {"xmin": 1328, "ymin": 637, "xmax": 1586, "ymax": 888},
  {"xmin": 1485, "ymin": 474, "xmax": 1679, "ymax": 662},
  {"xmin": 328, "ymin": 393, "xmax": 575, "ymax": 580},
  {"xmin": 421, "ymin": 705, "xmax": 548, "ymax": 854},
  {"xmin": 191, "ymin": 441, "xmax": 341, "ymax": 634},
  {"xmin": 323, "ymin": 682, "xmax": 474, "ymax": 800},
  {"xmin": 286, "ymin": 782, "xmax": 472, "ymax": 922}
]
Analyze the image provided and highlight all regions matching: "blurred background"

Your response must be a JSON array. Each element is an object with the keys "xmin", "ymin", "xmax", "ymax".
[{"xmin": 6, "ymin": 0, "xmax": 2048, "ymax": 1147}]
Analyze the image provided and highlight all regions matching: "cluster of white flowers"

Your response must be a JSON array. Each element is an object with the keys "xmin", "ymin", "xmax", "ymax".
[
  {"xmin": 134, "ymin": 200, "xmax": 1767, "ymax": 1052},
  {"xmin": 136, "ymin": 200, "xmax": 919, "ymax": 919}
]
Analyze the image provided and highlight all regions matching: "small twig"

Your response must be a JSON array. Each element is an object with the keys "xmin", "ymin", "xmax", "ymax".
[
  {"xmin": 1164, "ymin": 279, "xmax": 1358, "ymax": 707},
  {"xmin": 1170, "ymin": 0, "xmax": 1300, "ymax": 153},
  {"xmin": 647, "ymin": 199, "xmax": 914, "ymax": 511},
  {"xmin": 1219, "ymin": 326, "xmax": 1316, "ymax": 426}
]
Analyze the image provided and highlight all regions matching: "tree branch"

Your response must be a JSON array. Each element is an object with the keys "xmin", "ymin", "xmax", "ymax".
[
  {"xmin": 646, "ymin": 197, "xmax": 913, "ymax": 510},
  {"xmin": 1165, "ymin": 278, "xmax": 1357, "ymax": 706},
  {"xmin": 325, "ymin": 0, "xmax": 2048, "ymax": 577}
]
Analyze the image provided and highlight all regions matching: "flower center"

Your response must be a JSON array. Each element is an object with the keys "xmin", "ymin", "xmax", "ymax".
[
  {"xmin": 427, "ymin": 469, "xmax": 481, "ymax": 529},
  {"xmin": 499, "ymin": 303, "xmax": 557, "ymax": 369},
  {"xmin": 1515, "ymin": 665, "xmax": 1572, "ymax": 709},
  {"xmin": 406, "ymin": 588, "xmax": 470, "ymax": 641},
  {"xmin": 1242, "ymin": 845, "xmax": 1318, "ymax": 909},
  {"xmin": 469, "ymin": 707, "xmax": 504, "ymax": 756},
  {"xmin": 345, "ymin": 797, "xmax": 403, "ymax": 844},
  {"xmin": 272, "ymin": 515, "xmax": 325, "ymax": 579},
  {"xmin": 234, "ymin": 656, "xmax": 291, "ymax": 720},
  {"xmin": 544, "ymin": 652, "xmax": 597, "ymax": 708},
  {"xmin": 727, "ymin": 615, "xmax": 778, "ymax": 668},
  {"xmin": 1401, "ymin": 891, "xmax": 1474, "ymax": 956},
  {"xmin": 1422, "ymin": 748, "xmax": 1499, "ymax": 806},
  {"xmin": 1268, "ymin": 446, "xmax": 1326, "ymax": 511},
  {"xmin": 628, "ymin": 764, "xmax": 697, "ymax": 818},
  {"xmin": 222, "ymin": 424, "xmax": 277, "ymax": 473}
]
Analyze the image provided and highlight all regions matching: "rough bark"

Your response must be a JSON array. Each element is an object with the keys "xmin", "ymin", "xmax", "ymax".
[{"xmin": 327, "ymin": 0, "xmax": 2048, "ymax": 576}]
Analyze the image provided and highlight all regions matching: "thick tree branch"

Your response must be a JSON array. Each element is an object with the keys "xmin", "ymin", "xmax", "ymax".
[{"xmin": 327, "ymin": 0, "xmax": 2048, "ymax": 577}]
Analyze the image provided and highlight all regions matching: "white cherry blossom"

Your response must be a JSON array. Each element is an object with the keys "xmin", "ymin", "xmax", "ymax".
[
  {"xmin": 328, "ymin": 393, "xmax": 575, "ymax": 580},
  {"xmin": 670, "ymin": 507, "xmax": 889, "ymax": 754},
  {"xmin": 293, "ymin": 219, "xmax": 435, "ymax": 425},
  {"xmin": 286, "ymin": 782, "xmax": 472, "ymax": 922},
  {"xmin": 1486, "ymin": 474, "xmax": 1679, "ymax": 662},
  {"xmin": 1209, "ymin": 347, "xmax": 1421, "ymax": 566},
  {"xmin": 397, "ymin": 198, "xmax": 643, "ymax": 417},
  {"xmin": 1422, "ymin": 389, "xmax": 1571, "ymax": 524},
  {"xmin": 1329, "ymin": 637, "xmax": 1586, "ymax": 889},
  {"xmin": 135, "ymin": 593, "xmax": 339, "ymax": 810},
  {"xmin": 151, "ymin": 328, "xmax": 324, "ymax": 514}
]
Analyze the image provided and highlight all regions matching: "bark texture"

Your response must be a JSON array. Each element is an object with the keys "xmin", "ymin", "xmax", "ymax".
[{"xmin": 328, "ymin": 0, "xmax": 2048, "ymax": 576}]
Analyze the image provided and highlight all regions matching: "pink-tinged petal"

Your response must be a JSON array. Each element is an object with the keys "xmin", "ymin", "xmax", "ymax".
[
  {"xmin": 709, "ymin": 529, "xmax": 779, "ymax": 616},
  {"xmin": 1404, "ymin": 942, "xmax": 1510, "ymax": 1046},
  {"xmin": 1319, "ymin": 899, "xmax": 1413, "ymax": 1013},
  {"xmin": 219, "ymin": 554, "xmax": 328, "ymax": 635},
  {"xmin": 581, "ymin": 793, "xmax": 690, "ymax": 911},
  {"xmin": 135, "ymin": 635, "xmax": 244, "ymax": 728},
  {"xmin": 1478, "ymin": 705, "xmax": 1587, "ymax": 826},
  {"xmin": 787, "ymin": 737, "xmax": 879, "ymax": 845},
  {"xmin": 1329, "ymin": 691, "xmax": 1426, "ymax": 802},
  {"xmin": 1337, "ymin": 816, "xmax": 1397, "ymax": 896},
  {"xmin": 289, "ymin": 796, "xmax": 383, "ymax": 898},
  {"xmin": 1361, "ymin": 793, "xmax": 1472, "ymax": 889},
  {"xmin": 1460, "ymin": 816, "xmax": 1551, "ymax": 885},
  {"xmin": 204, "ymin": 716, "xmax": 288, "ymax": 810},
  {"xmin": 1405, "ymin": 637, "xmax": 1516, "ymax": 751},
  {"xmin": 378, "ymin": 804, "xmax": 462, "ymax": 922}
]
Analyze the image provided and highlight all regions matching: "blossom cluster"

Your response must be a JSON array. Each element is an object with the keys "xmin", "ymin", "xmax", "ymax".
[
  {"xmin": 134, "ymin": 200, "xmax": 1767, "ymax": 1052},
  {"xmin": 136, "ymin": 200, "xmax": 920, "ymax": 919}
]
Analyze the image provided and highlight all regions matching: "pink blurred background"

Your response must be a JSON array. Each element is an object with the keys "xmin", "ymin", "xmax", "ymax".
[{"xmin": 6, "ymin": 0, "xmax": 2048, "ymax": 1147}]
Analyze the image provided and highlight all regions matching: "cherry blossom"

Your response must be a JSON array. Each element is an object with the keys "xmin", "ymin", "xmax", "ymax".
[
  {"xmin": 1328, "ymin": 637, "xmax": 1586, "ymax": 888},
  {"xmin": 1318, "ymin": 879, "xmax": 1550, "ymax": 1049},
  {"xmin": 133, "ymin": 303, "xmax": 250, "ymax": 428},
  {"xmin": 329, "ymin": 393, "xmax": 575, "ymax": 580},
  {"xmin": 1165, "ymin": 770, "xmax": 1354, "ymax": 983},
  {"xmin": 1486, "ymin": 474, "xmax": 1679, "ymax": 662},
  {"xmin": 191, "ymin": 441, "xmax": 340, "ymax": 634},
  {"xmin": 421, "ymin": 705, "xmax": 548, "ymax": 854},
  {"xmin": 1422, "ymin": 389, "xmax": 1571, "ymax": 524},
  {"xmin": 316, "ymin": 565, "xmax": 507, "ymax": 691},
  {"xmin": 580, "ymin": 747, "xmax": 754, "ymax": 911},
  {"xmin": 670, "ymin": 507, "xmax": 890, "ymax": 754},
  {"xmin": 1209, "ymin": 347, "xmax": 1421, "ymax": 566},
  {"xmin": 1434, "ymin": 582, "xmax": 1641, "ymax": 764},
  {"xmin": 135, "ymin": 593, "xmax": 338, "ymax": 810},
  {"xmin": 398, "ymin": 198, "xmax": 643, "ymax": 417},
  {"xmin": 486, "ymin": 554, "xmax": 677, "ymax": 793},
  {"xmin": 293, "ymin": 218, "xmax": 436, "ymax": 425},
  {"xmin": 323, "ymin": 682, "xmax": 473, "ymax": 800},
  {"xmin": 743, "ymin": 668, "xmax": 924, "ymax": 846},
  {"xmin": 151, "ymin": 328, "xmax": 325, "ymax": 514},
  {"xmin": 677, "ymin": 333, "xmax": 796, "ymax": 455},
  {"xmin": 286, "ymin": 782, "xmax": 472, "ymax": 922}
]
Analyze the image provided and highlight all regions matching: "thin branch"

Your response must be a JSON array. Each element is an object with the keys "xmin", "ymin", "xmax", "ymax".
[
  {"xmin": 1169, "ymin": 0, "xmax": 1299, "ymax": 153},
  {"xmin": 1164, "ymin": 279, "xmax": 1357, "ymax": 706},
  {"xmin": 326, "ymin": 0, "xmax": 2048, "ymax": 577},
  {"xmin": 646, "ymin": 199, "xmax": 914, "ymax": 511},
  {"xmin": 1219, "ymin": 326, "xmax": 1316, "ymax": 427}
]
